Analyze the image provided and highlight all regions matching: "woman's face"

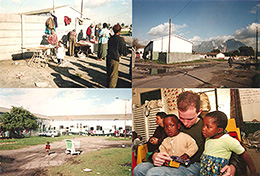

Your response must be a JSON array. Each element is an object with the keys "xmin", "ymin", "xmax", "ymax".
[{"xmin": 156, "ymin": 116, "xmax": 164, "ymax": 127}]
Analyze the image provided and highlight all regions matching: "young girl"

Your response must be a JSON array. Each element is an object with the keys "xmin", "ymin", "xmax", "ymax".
[
  {"xmin": 201, "ymin": 111, "xmax": 257, "ymax": 176},
  {"xmin": 56, "ymin": 40, "xmax": 65, "ymax": 66},
  {"xmin": 45, "ymin": 141, "xmax": 51, "ymax": 155}
]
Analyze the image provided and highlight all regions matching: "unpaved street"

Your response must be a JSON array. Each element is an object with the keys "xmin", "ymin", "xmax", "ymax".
[
  {"xmin": 133, "ymin": 59, "xmax": 260, "ymax": 88},
  {"xmin": 0, "ymin": 54, "xmax": 131, "ymax": 88},
  {"xmin": 0, "ymin": 136, "xmax": 132, "ymax": 176}
]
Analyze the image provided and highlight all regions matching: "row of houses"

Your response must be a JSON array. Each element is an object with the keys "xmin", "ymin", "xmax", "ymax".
[{"xmin": 0, "ymin": 107, "xmax": 132, "ymax": 136}]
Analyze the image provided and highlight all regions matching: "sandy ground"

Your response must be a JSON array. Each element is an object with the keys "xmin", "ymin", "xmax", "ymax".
[
  {"xmin": 0, "ymin": 136, "xmax": 132, "ymax": 176},
  {"xmin": 133, "ymin": 59, "xmax": 260, "ymax": 88},
  {"xmin": 0, "ymin": 53, "xmax": 131, "ymax": 88}
]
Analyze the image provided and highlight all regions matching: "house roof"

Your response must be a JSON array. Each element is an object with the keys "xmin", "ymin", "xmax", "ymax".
[
  {"xmin": 49, "ymin": 114, "xmax": 132, "ymax": 121},
  {"xmin": 152, "ymin": 34, "xmax": 193, "ymax": 44},
  {"xmin": 20, "ymin": 5, "xmax": 81, "ymax": 16}
]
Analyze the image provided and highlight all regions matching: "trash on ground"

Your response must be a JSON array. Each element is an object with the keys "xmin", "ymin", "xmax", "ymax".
[
  {"xmin": 35, "ymin": 82, "xmax": 49, "ymax": 87},
  {"xmin": 16, "ymin": 72, "xmax": 25, "ymax": 79},
  {"xmin": 83, "ymin": 168, "xmax": 92, "ymax": 172}
]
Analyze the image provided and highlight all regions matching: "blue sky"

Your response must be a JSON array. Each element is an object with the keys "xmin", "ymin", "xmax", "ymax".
[
  {"xmin": 0, "ymin": 0, "xmax": 132, "ymax": 25},
  {"xmin": 133, "ymin": 0, "xmax": 260, "ymax": 46},
  {"xmin": 0, "ymin": 89, "xmax": 132, "ymax": 116}
]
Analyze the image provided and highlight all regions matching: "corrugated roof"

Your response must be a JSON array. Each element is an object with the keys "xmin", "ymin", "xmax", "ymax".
[
  {"xmin": 152, "ymin": 34, "xmax": 193, "ymax": 44},
  {"xmin": 49, "ymin": 114, "xmax": 132, "ymax": 121},
  {"xmin": 19, "ymin": 5, "xmax": 80, "ymax": 15}
]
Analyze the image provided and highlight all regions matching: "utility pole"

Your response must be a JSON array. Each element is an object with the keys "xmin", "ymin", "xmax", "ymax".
[
  {"xmin": 81, "ymin": 0, "xmax": 84, "ymax": 18},
  {"xmin": 53, "ymin": 0, "xmax": 55, "ymax": 13},
  {"xmin": 168, "ymin": 18, "xmax": 171, "ymax": 64},
  {"xmin": 256, "ymin": 27, "xmax": 259, "ymax": 70}
]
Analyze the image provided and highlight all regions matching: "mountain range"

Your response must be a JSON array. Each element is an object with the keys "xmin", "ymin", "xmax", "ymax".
[{"xmin": 193, "ymin": 39, "xmax": 246, "ymax": 53}]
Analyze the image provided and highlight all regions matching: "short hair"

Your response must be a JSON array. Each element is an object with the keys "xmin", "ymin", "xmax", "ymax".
[
  {"xmin": 113, "ymin": 24, "xmax": 121, "ymax": 34},
  {"xmin": 164, "ymin": 114, "xmax": 179, "ymax": 124},
  {"xmin": 205, "ymin": 111, "xmax": 228, "ymax": 129},
  {"xmin": 103, "ymin": 23, "xmax": 108, "ymax": 28},
  {"xmin": 156, "ymin": 112, "xmax": 167, "ymax": 119},
  {"xmin": 177, "ymin": 91, "xmax": 200, "ymax": 113}
]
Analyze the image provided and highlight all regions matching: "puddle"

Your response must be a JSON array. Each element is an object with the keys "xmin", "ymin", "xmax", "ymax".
[
  {"xmin": 147, "ymin": 68, "xmax": 171, "ymax": 75},
  {"xmin": 179, "ymin": 65, "xmax": 200, "ymax": 69}
]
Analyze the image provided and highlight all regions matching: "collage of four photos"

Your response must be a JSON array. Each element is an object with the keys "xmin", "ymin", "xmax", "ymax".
[{"xmin": 0, "ymin": 0, "xmax": 260, "ymax": 176}]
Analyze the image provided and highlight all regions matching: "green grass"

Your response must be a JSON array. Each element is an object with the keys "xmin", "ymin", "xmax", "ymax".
[
  {"xmin": 0, "ymin": 136, "xmax": 131, "ymax": 150},
  {"xmin": 46, "ymin": 147, "xmax": 132, "ymax": 176},
  {"xmin": 105, "ymin": 136, "xmax": 131, "ymax": 141},
  {"xmin": 0, "ymin": 135, "xmax": 83, "ymax": 150}
]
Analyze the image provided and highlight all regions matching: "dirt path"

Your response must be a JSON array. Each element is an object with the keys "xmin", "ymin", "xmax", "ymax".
[
  {"xmin": 0, "ymin": 136, "xmax": 132, "ymax": 176},
  {"xmin": 133, "ymin": 59, "xmax": 260, "ymax": 88},
  {"xmin": 0, "ymin": 54, "xmax": 131, "ymax": 88}
]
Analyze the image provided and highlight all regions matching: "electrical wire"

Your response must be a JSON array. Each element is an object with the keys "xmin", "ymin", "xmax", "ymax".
[{"xmin": 172, "ymin": 0, "xmax": 193, "ymax": 19}]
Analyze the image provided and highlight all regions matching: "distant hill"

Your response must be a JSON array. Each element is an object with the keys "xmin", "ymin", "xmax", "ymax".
[{"xmin": 193, "ymin": 38, "xmax": 245, "ymax": 53}]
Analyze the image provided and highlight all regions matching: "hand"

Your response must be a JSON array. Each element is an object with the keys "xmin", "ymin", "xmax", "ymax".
[
  {"xmin": 220, "ymin": 165, "xmax": 236, "ymax": 176},
  {"xmin": 149, "ymin": 137, "xmax": 159, "ymax": 145},
  {"xmin": 152, "ymin": 152, "xmax": 172, "ymax": 167}
]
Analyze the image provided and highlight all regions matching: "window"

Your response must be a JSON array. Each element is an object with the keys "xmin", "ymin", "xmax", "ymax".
[{"xmin": 140, "ymin": 89, "xmax": 161, "ymax": 105}]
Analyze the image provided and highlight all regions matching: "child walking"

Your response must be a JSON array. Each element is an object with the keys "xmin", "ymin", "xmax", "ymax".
[
  {"xmin": 201, "ymin": 111, "xmax": 257, "ymax": 176},
  {"xmin": 159, "ymin": 114, "xmax": 198, "ymax": 164},
  {"xmin": 56, "ymin": 40, "xmax": 65, "ymax": 66},
  {"xmin": 45, "ymin": 141, "xmax": 51, "ymax": 155}
]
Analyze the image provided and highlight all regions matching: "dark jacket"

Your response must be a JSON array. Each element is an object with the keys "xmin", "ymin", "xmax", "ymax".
[{"xmin": 107, "ymin": 35, "xmax": 128, "ymax": 61}]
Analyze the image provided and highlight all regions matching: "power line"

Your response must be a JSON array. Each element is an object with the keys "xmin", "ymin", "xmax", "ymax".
[{"xmin": 172, "ymin": 0, "xmax": 193, "ymax": 19}]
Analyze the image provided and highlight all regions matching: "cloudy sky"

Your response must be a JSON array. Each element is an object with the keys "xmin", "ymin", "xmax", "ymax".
[
  {"xmin": 0, "ymin": 89, "xmax": 132, "ymax": 116},
  {"xmin": 0, "ymin": 0, "xmax": 132, "ymax": 25},
  {"xmin": 133, "ymin": 0, "xmax": 260, "ymax": 46}
]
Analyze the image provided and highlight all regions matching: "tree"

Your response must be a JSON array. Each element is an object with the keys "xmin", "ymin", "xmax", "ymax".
[
  {"xmin": 0, "ymin": 106, "xmax": 38, "ymax": 138},
  {"xmin": 238, "ymin": 46, "xmax": 254, "ymax": 56},
  {"xmin": 133, "ymin": 38, "xmax": 145, "ymax": 50},
  {"xmin": 211, "ymin": 49, "xmax": 221, "ymax": 53}
]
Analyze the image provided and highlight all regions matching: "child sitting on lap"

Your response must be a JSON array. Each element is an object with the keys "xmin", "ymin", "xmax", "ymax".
[
  {"xmin": 200, "ymin": 111, "xmax": 257, "ymax": 176},
  {"xmin": 159, "ymin": 114, "xmax": 198, "ymax": 165}
]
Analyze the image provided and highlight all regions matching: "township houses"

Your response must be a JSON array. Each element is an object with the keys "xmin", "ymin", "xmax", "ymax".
[
  {"xmin": 0, "ymin": 107, "xmax": 132, "ymax": 135},
  {"xmin": 0, "ymin": 5, "xmax": 92, "ymax": 60},
  {"xmin": 144, "ymin": 34, "xmax": 199, "ymax": 63}
]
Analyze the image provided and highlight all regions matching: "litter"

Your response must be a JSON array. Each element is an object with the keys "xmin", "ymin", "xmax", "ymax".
[
  {"xmin": 83, "ymin": 168, "xmax": 92, "ymax": 172},
  {"xmin": 16, "ymin": 72, "xmax": 25, "ymax": 79}
]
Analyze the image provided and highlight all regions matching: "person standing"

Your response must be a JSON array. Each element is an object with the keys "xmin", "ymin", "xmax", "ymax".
[
  {"xmin": 47, "ymin": 28, "xmax": 58, "ymax": 56},
  {"xmin": 86, "ymin": 24, "xmax": 94, "ymax": 41},
  {"xmin": 69, "ymin": 29, "xmax": 77, "ymax": 56},
  {"xmin": 106, "ymin": 24, "xmax": 129, "ymax": 88},
  {"xmin": 97, "ymin": 23, "xmax": 110, "ymax": 61}
]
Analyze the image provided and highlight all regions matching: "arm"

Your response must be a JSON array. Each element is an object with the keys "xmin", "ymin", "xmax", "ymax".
[{"xmin": 241, "ymin": 151, "xmax": 257, "ymax": 176}]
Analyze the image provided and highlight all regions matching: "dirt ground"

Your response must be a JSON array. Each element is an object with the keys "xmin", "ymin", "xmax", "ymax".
[
  {"xmin": 133, "ymin": 58, "xmax": 260, "ymax": 88},
  {"xmin": 0, "ymin": 136, "xmax": 132, "ymax": 176},
  {"xmin": 0, "ymin": 53, "xmax": 131, "ymax": 88}
]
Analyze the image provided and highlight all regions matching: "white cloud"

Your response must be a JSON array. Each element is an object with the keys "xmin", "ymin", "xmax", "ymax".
[
  {"xmin": 74, "ymin": 0, "xmax": 115, "ymax": 9},
  {"xmin": 250, "ymin": 3, "xmax": 260, "ymax": 14},
  {"xmin": 11, "ymin": 0, "xmax": 22, "ymax": 3},
  {"xmin": 147, "ymin": 22, "xmax": 187, "ymax": 37},
  {"xmin": 0, "ymin": 89, "xmax": 131, "ymax": 116},
  {"xmin": 234, "ymin": 23, "xmax": 260, "ymax": 40}
]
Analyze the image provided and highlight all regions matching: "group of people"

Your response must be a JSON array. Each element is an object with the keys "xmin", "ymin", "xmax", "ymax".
[{"xmin": 134, "ymin": 91, "xmax": 258, "ymax": 176}]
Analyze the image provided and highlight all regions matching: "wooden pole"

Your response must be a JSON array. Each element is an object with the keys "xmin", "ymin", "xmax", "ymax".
[
  {"xmin": 168, "ymin": 18, "xmax": 171, "ymax": 63},
  {"xmin": 256, "ymin": 27, "xmax": 258, "ymax": 69},
  {"xmin": 81, "ymin": 0, "xmax": 84, "ymax": 18},
  {"xmin": 53, "ymin": 0, "xmax": 55, "ymax": 13}
]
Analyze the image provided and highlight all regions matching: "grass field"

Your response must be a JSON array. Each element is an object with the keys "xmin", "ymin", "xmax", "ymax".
[
  {"xmin": 46, "ymin": 147, "xmax": 132, "ymax": 176},
  {"xmin": 0, "ymin": 136, "xmax": 131, "ymax": 150}
]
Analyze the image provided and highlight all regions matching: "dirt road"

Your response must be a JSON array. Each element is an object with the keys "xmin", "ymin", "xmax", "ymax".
[
  {"xmin": 0, "ymin": 136, "xmax": 132, "ymax": 176},
  {"xmin": 133, "ymin": 59, "xmax": 260, "ymax": 88},
  {"xmin": 0, "ymin": 54, "xmax": 131, "ymax": 88}
]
